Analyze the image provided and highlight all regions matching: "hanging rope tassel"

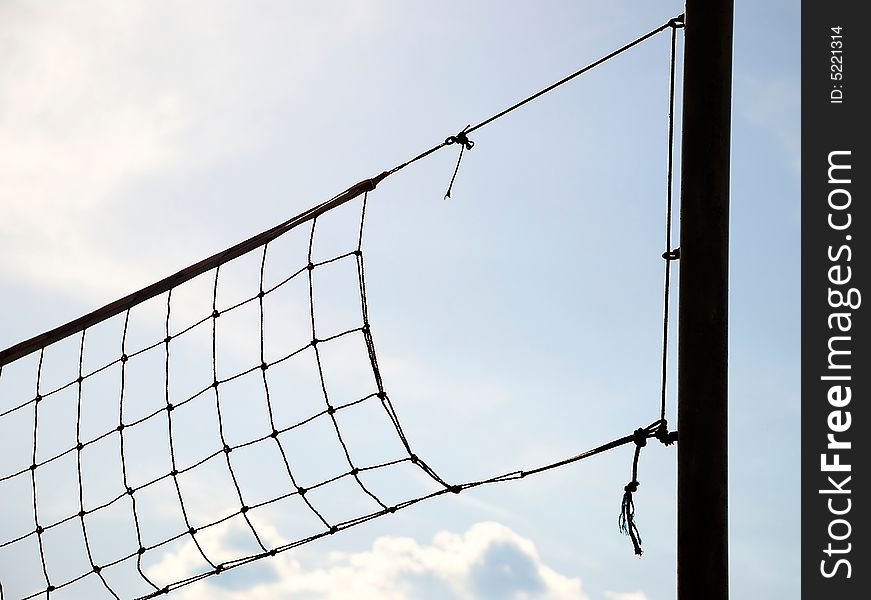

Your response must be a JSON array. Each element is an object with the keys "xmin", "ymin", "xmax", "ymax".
[
  {"xmin": 618, "ymin": 427, "xmax": 650, "ymax": 556},
  {"xmin": 444, "ymin": 126, "xmax": 475, "ymax": 199},
  {"xmin": 619, "ymin": 479, "xmax": 643, "ymax": 555}
]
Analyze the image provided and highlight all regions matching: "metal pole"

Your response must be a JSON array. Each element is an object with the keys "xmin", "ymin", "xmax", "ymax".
[{"xmin": 677, "ymin": 1, "xmax": 733, "ymax": 599}]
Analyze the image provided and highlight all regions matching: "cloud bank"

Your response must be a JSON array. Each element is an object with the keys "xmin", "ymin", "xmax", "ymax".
[{"xmin": 148, "ymin": 521, "xmax": 624, "ymax": 600}]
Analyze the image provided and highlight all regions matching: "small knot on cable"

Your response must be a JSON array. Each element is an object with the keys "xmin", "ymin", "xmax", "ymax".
[
  {"xmin": 669, "ymin": 14, "xmax": 685, "ymax": 29},
  {"xmin": 662, "ymin": 248, "xmax": 680, "ymax": 261},
  {"xmin": 624, "ymin": 480, "xmax": 639, "ymax": 493},
  {"xmin": 632, "ymin": 428, "xmax": 648, "ymax": 447},
  {"xmin": 445, "ymin": 127, "xmax": 475, "ymax": 150},
  {"xmin": 444, "ymin": 125, "xmax": 474, "ymax": 199}
]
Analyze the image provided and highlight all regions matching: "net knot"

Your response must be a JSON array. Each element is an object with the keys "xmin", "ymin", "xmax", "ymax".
[
  {"xmin": 661, "ymin": 248, "xmax": 680, "ymax": 261},
  {"xmin": 624, "ymin": 480, "xmax": 639, "ymax": 493}
]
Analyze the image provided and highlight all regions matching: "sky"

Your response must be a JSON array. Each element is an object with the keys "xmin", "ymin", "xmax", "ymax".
[{"xmin": 0, "ymin": 1, "xmax": 800, "ymax": 599}]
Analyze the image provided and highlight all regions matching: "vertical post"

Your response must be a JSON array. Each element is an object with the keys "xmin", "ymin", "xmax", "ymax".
[{"xmin": 677, "ymin": 1, "xmax": 733, "ymax": 599}]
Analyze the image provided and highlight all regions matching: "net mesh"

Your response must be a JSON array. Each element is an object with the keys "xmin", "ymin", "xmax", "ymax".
[{"xmin": 0, "ymin": 194, "xmax": 456, "ymax": 599}]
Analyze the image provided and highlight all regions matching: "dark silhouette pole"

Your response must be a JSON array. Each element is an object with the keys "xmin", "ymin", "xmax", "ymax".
[{"xmin": 677, "ymin": 1, "xmax": 733, "ymax": 599}]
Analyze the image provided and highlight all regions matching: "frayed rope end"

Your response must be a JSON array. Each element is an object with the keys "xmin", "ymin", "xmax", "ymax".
[{"xmin": 618, "ymin": 480, "xmax": 643, "ymax": 556}]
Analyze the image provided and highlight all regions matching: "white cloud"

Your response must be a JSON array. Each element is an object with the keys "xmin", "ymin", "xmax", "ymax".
[
  {"xmin": 604, "ymin": 592, "xmax": 648, "ymax": 600},
  {"xmin": 148, "ymin": 521, "xmax": 596, "ymax": 600}
]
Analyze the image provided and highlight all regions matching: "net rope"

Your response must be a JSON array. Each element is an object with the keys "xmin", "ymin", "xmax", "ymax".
[{"xmin": 0, "ymin": 15, "xmax": 684, "ymax": 599}]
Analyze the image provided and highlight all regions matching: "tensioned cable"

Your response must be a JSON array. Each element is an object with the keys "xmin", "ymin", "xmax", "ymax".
[
  {"xmin": 383, "ymin": 14, "xmax": 684, "ymax": 180},
  {"xmin": 659, "ymin": 17, "xmax": 682, "ymax": 427},
  {"xmin": 138, "ymin": 421, "xmax": 666, "ymax": 599},
  {"xmin": 616, "ymin": 15, "xmax": 683, "ymax": 556}
]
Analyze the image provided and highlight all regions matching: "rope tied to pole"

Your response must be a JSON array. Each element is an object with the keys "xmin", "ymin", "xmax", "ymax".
[
  {"xmin": 655, "ymin": 419, "xmax": 678, "ymax": 446},
  {"xmin": 444, "ymin": 126, "xmax": 475, "ymax": 199}
]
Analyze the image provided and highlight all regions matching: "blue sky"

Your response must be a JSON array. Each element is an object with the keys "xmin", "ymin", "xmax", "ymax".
[{"xmin": 0, "ymin": 1, "xmax": 799, "ymax": 599}]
